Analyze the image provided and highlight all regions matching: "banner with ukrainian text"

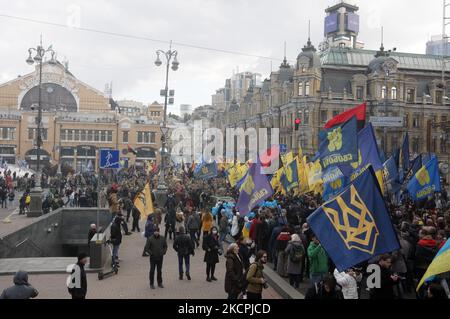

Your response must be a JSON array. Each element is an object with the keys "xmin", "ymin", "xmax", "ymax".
[
  {"xmin": 236, "ymin": 162, "xmax": 274, "ymax": 216},
  {"xmin": 407, "ymin": 157, "xmax": 441, "ymax": 201},
  {"xmin": 319, "ymin": 116, "xmax": 358, "ymax": 170}
]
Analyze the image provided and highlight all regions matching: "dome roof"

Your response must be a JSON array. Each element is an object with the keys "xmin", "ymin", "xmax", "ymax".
[{"xmin": 297, "ymin": 38, "xmax": 321, "ymax": 70}]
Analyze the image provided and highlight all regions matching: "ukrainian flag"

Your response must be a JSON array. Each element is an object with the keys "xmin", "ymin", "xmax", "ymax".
[{"xmin": 417, "ymin": 239, "xmax": 450, "ymax": 291}]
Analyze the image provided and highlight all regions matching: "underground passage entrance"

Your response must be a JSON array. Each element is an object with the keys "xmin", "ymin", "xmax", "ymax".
[{"xmin": 0, "ymin": 208, "xmax": 112, "ymax": 274}]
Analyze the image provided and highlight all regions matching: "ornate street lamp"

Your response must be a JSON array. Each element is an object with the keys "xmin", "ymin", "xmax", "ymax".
[
  {"xmin": 153, "ymin": 41, "xmax": 179, "ymax": 207},
  {"xmin": 25, "ymin": 39, "xmax": 56, "ymax": 217}
]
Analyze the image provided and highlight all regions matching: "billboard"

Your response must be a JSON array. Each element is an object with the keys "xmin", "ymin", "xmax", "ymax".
[
  {"xmin": 346, "ymin": 13, "xmax": 359, "ymax": 33},
  {"xmin": 324, "ymin": 13, "xmax": 339, "ymax": 35}
]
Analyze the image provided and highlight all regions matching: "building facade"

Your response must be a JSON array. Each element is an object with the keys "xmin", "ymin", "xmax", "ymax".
[
  {"xmin": 426, "ymin": 35, "xmax": 450, "ymax": 56},
  {"xmin": 0, "ymin": 60, "xmax": 163, "ymax": 171},
  {"xmin": 213, "ymin": 2, "xmax": 450, "ymax": 181}
]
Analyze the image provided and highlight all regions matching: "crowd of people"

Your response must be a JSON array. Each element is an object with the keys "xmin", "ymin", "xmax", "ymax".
[{"xmin": 1, "ymin": 163, "xmax": 449, "ymax": 300}]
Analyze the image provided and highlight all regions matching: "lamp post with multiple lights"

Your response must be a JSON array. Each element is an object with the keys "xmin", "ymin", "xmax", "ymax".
[
  {"xmin": 153, "ymin": 42, "xmax": 179, "ymax": 207},
  {"xmin": 25, "ymin": 39, "xmax": 56, "ymax": 217}
]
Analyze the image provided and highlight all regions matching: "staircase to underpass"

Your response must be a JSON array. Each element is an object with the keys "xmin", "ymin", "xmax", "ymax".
[{"xmin": 0, "ymin": 208, "xmax": 112, "ymax": 275}]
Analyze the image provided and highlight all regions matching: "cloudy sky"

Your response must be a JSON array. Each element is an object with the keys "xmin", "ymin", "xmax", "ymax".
[{"xmin": 0, "ymin": 0, "xmax": 443, "ymax": 114}]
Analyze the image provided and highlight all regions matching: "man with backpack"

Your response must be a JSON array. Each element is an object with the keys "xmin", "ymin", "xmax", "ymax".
[
  {"xmin": 186, "ymin": 210, "xmax": 200, "ymax": 248},
  {"xmin": 285, "ymin": 234, "xmax": 305, "ymax": 288}
]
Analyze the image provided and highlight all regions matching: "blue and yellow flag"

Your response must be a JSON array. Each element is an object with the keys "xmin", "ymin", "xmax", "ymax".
[
  {"xmin": 322, "ymin": 166, "xmax": 348, "ymax": 202},
  {"xmin": 400, "ymin": 133, "xmax": 410, "ymax": 178},
  {"xmin": 194, "ymin": 161, "xmax": 218, "ymax": 180},
  {"xmin": 280, "ymin": 159, "xmax": 299, "ymax": 193},
  {"xmin": 306, "ymin": 159, "xmax": 323, "ymax": 195},
  {"xmin": 383, "ymin": 156, "xmax": 401, "ymax": 194},
  {"xmin": 340, "ymin": 123, "xmax": 385, "ymax": 193},
  {"xmin": 298, "ymin": 156, "xmax": 309, "ymax": 194},
  {"xmin": 281, "ymin": 151, "xmax": 294, "ymax": 166},
  {"xmin": 307, "ymin": 167, "xmax": 400, "ymax": 272},
  {"xmin": 319, "ymin": 116, "xmax": 358, "ymax": 170},
  {"xmin": 236, "ymin": 161, "xmax": 274, "ymax": 216},
  {"xmin": 417, "ymin": 239, "xmax": 450, "ymax": 291},
  {"xmin": 407, "ymin": 157, "xmax": 441, "ymax": 201}
]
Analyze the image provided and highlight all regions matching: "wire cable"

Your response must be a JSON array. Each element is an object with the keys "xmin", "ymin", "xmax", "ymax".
[{"xmin": 0, "ymin": 13, "xmax": 297, "ymax": 64}]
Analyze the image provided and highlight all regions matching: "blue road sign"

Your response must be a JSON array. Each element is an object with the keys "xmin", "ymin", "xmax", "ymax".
[
  {"xmin": 280, "ymin": 144, "xmax": 287, "ymax": 154},
  {"xmin": 100, "ymin": 150, "xmax": 120, "ymax": 169}
]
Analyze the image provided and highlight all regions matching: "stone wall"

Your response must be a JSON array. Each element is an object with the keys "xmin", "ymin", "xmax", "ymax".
[{"xmin": 0, "ymin": 208, "xmax": 110, "ymax": 259}]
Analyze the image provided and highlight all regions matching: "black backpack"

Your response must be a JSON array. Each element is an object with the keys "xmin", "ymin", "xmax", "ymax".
[{"xmin": 289, "ymin": 244, "xmax": 305, "ymax": 263}]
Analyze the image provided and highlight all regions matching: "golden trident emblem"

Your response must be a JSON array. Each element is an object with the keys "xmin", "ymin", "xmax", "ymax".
[
  {"xmin": 327, "ymin": 127, "xmax": 343, "ymax": 152},
  {"xmin": 416, "ymin": 167, "xmax": 430, "ymax": 186},
  {"xmin": 323, "ymin": 185, "xmax": 379, "ymax": 254},
  {"xmin": 201, "ymin": 166, "xmax": 209, "ymax": 174}
]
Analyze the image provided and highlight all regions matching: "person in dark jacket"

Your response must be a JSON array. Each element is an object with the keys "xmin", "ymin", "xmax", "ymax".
[
  {"xmin": 0, "ymin": 271, "xmax": 38, "ymax": 299},
  {"xmin": 68, "ymin": 253, "xmax": 88, "ymax": 299},
  {"xmin": 173, "ymin": 226, "xmax": 195, "ymax": 280},
  {"xmin": 142, "ymin": 215, "xmax": 156, "ymax": 256},
  {"xmin": 237, "ymin": 236, "xmax": 252, "ymax": 271},
  {"xmin": 165, "ymin": 208, "xmax": 176, "ymax": 240},
  {"xmin": 110, "ymin": 216, "xmax": 123, "ymax": 265},
  {"xmin": 203, "ymin": 226, "xmax": 220, "ymax": 282},
  {"xmin": 369, "ymin": 254, "xmax": 400, "ymax": 300},
  {"xmin": 131, "ymin": 206, "xmax": 141, "ymax": 232},
  {"xmin": 414, "ymin": 228, "xmax": 439, "ymax": 279},
  {"xmin": 144, "ymin": 227, "xmax": 168, "ymax": 289},
  {"xmin": 225, "ymin": 243, "xmax": 245, "ymax": 299},
  {"xmin": 305, "ymin": 275, "xmax": 344, "ymax": 300},
  {"xmin": 186, "ymin": 211, "xmax": 201, "ymax": 247}
]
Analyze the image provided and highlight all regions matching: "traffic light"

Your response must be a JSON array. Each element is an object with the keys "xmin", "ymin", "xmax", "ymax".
[{"xmin": 295, "ymin": 118, "xmax": 301, "ymax": 131}]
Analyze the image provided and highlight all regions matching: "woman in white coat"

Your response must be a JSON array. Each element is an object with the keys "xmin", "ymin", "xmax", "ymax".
[{"xmin": 333, "ymin": 268, "xmax": 362, "ymax": 299}]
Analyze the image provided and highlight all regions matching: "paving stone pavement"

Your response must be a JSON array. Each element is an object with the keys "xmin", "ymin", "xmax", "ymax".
[{"xmin": 0, "ymin": 218, "xmax": 282, "ymax": 299}]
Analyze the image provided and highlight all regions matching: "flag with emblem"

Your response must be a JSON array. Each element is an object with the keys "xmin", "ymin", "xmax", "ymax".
[
  {"xmin": 307, "ymin": 166, "xmax": 400, "ymax": 272},
  {"xmin": 319, "ymin": 116, "xmax": 358, "ymax": 170},
  {"xmin": 134, "ymin": 183, "xmax": 154, "ymax": 220},
  {"xmin": 407, "ymin": 156, "xmax": 441, "ymax": 201},
  {"xmin": 194, "ymin": 160, "xmax": 218, "ymax": 180},
  {"xmin": 340, "ymin": 123, "xmax": 385, "ymax": 193},
  {"xmin": 280, "ymin": 159, "xmax": 299, "ymax": 193},
  {"xmin": 322, "ymin": 166, "xmax": 348, "ymax": 202},
  {"xmin": 236, "ymin": 161, "xmax": 274, "ymax": 216}
]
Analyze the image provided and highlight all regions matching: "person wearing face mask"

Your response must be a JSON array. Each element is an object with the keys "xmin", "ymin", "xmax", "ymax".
[
  {"xmin": 203, "ymin": 226, "xmax": 220, "ymax": 282},
  {"xmin": 144, "ymin": 227, "xmax": 168, "ymax": 289}
]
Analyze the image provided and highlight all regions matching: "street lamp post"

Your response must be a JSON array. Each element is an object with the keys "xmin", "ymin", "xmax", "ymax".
[
  {"xmin": 153, "ymin": 41, "xmax": 179, "ymax": 207},
  {"xmin": 25, "ymin": 39, "xmax": 56, "ymax": 217}
]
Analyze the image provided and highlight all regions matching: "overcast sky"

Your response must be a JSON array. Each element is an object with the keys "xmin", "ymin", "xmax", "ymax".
[{"xmin": 0, "ymin": 0, "xmax": 443, "ymax": 114}]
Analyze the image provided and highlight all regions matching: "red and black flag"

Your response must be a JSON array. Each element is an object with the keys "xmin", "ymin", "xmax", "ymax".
[{"xmin": 324, "ymin": 102, "xmax": 367, "ymax": 131}]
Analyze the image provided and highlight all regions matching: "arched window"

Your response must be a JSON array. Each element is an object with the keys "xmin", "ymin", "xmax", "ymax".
[
  {"xmin": 305, "ymin": 82, "xmax": 310, "ymax": 96},
  {"xmin": 391, "ymin": 87, "xmax": 397, "ymax": 100},
  {"xmin": 298, "ymin": 82, "xmax": 304, "ymax": 96},
  {"xmin": 381, "ymin": 86, "xmax": 387, "ymax": 99}
]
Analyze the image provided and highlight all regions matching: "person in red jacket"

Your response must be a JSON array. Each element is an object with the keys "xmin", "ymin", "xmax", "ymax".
[
  {"xmin": 249, "ymin": 213, "xmax": 261, "ymax": 242},
  {"xmin": 414, "ymin": 227, "xmax": 439, "ymax": 280}
]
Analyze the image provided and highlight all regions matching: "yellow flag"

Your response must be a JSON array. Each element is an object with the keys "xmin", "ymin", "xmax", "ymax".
[
  {"xmin": 227, "ymin": 165, "xmax": 240, "ymax": 187},
  {"xmin": 133, "ymin": 190, "xmax": 146, "ymax": 219},
  {"xmin": 306, "ymin": 159, "xmax": 323, "ymax": 195},
  {"xmin": 271, "ymin": 167, "xmax": 285, "ymax": 195},
  {"xmin": 297, "ymin": 156, "xmax": 309, "ymax": 194},
  {"xmin": 134, "ymin": 183, "xmax": 154, "ymax": 220},
  {"xmin": 144, "ymin": 183, "xmax": 154, "ymax": 217},
  {"xmin": 281, "ymin": 151, "xmax": 294, "ymax": 166}
]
